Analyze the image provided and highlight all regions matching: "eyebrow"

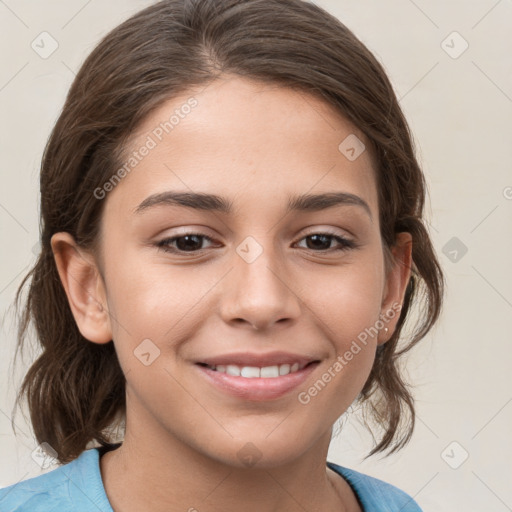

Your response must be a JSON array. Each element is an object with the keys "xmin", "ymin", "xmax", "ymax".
[{"xmin": 133, "ymin": 191, "xmax": 372, "ymax": 220}]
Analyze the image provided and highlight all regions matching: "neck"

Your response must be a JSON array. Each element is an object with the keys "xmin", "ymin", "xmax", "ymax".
[{"xmin": 99, "ymin": 396, "xmax": 358, "ymax": 512}]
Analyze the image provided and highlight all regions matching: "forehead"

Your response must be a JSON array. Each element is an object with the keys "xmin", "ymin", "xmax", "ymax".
[{"xmin": 104, "ymin": 75, "xmax": 378, "ymax": 220}]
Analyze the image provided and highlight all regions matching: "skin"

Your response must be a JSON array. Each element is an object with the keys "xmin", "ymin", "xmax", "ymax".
[{"xmin": 52, "ymin": 75, "xmax": 412, "ymax": 512}]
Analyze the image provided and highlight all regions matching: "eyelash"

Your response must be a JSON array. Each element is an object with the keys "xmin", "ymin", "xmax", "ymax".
[{"xmin": 155, "ymin": 231, "xmax": 358, "ymax": 255}]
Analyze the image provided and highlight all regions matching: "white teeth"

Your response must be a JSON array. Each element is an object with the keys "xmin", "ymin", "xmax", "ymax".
[
  {"xmin": 278, "ymin": 364, "xmax": 290, "ymax": 376},
  {"xmin": 226, "ymin": 365, "xmax": 241, "ymax": 376},
  {"xmin": 260, "ymin": 366, "xmax": 279, "ymax": 378},
  {"xmin": 208, "ymin": 363, "xmax": 306, "ymax": 378},
  {"xmin": 241, "ymin": 366, "xmax": 261, "ymax": 378}
]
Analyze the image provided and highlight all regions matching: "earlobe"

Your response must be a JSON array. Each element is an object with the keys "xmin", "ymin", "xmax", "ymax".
[
  {"xmin": 50, "ymin": 232, "xmax": 112, "ymax": 344},
  {"xmin": 378, "ymin": 232, "xmax": 413, "ymax": 345}
]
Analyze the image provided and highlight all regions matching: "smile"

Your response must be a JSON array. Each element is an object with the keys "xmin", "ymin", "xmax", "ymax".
[
  {"xmin": 198, "ymin": 362, "xmax": 308, "ymax": 378},
  {"xmin": 195, "ymin": 360, "xmax": 320, "ymax": 401}
]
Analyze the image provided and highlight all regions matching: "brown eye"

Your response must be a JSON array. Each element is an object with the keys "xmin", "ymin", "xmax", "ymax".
[
  {"xmin": 296, "ymin": 232, "xmax": 357, "ymax": 252},
  {"xmin": 156, "ymin": 233, "xmax": 214, "ymax": 253}
]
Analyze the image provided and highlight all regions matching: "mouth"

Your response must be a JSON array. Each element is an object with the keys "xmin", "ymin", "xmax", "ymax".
[
  {"xmin": 194, "ymin": 356, "xmax": 321, "ymax": 401},
  {"xmin": 196, "ymin": 360, "xmax": 318, "ymax": 378}
]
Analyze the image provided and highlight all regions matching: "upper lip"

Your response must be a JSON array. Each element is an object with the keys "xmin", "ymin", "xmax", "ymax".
[{"xmin": 196, "ymin": 351, "xmax": 320, "ymax": 368}]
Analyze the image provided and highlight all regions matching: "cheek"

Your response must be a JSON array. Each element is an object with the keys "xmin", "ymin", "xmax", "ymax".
[
  {"xmin": 294, "ymin": 265, "xmax": 383, "ymax": 419},
  {"xmin": 294, "ymin": 254, "xmax": 383, "ymax": 388},
  {"xmin": 301, "ymin": 255, "xmax": 384, "ymax": 341},
  {"xmin": 103, "ymin": 257, "xmax": 200, "ymax": 357}
]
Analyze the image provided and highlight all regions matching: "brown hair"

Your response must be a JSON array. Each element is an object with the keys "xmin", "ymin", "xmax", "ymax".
[{"xmin": 11, "ymin": 0, "xmax": 444, "ymax": 464}]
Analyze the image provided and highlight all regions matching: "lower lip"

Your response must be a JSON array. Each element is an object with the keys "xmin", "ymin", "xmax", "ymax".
[{"xmin": 195, "ymin": 362, "xmax": 320, "ymax": 401}]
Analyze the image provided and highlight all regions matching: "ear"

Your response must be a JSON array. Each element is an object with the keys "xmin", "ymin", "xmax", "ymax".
[
  {"xmin": 51, "ymin": 232, "xmax": 112, "ymax": 344},
  {"xmin": 378, "ymin": 232, "xmax": 413, "ymax": 345}
]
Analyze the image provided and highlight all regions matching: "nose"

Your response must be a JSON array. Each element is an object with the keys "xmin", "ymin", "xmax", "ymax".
[{"xmin": 219, "ymin": 240, "xmax": 302, "ymax": 331}]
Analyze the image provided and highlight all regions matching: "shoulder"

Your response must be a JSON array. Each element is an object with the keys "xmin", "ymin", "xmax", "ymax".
[
  {"xmin": 327, "ymin": 461, "xmax": 423, "ymax": 512},
  {"xmin": 0, "ymin": 448, "xmax": 112, "ymax": 512}
]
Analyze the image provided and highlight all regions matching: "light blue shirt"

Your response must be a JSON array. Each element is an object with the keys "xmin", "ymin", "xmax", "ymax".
[{"xmin": 0, "ymin": 447, "xmax": 422, "ymax": 511}]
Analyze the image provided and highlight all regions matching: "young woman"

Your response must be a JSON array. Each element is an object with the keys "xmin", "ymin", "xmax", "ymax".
[{"xmin": 0, "ymin": 0, "xmax": 444, "ymax": 510}]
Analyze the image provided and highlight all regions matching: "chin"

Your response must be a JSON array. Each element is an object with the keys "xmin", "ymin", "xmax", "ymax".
[{"xmin": 203, "ymin": 433, "xmax": 317, "ymax": 470}]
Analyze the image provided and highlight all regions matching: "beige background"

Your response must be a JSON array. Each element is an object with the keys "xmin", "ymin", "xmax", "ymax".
[{"xmin": 1, "ymin": 1, "xmax": 511, "ymax": 510}]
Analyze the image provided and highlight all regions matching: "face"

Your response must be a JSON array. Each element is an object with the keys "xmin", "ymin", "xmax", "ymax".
[{"xmin": 53, "ymin": 75, "xmax": 411, "ymax": 468}]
